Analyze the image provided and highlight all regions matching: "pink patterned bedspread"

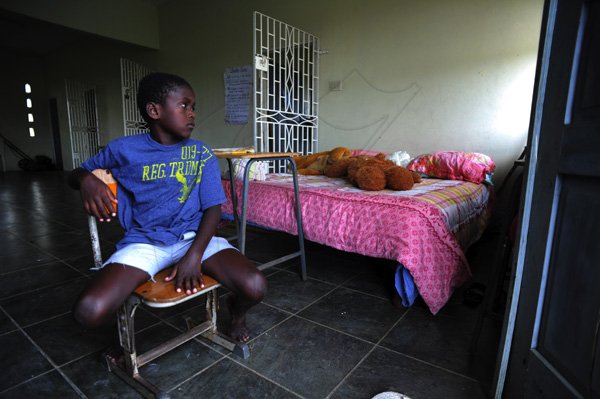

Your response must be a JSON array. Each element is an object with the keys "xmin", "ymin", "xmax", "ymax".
[{"xmin": 221, "ymin": 175, "xmax": 492, "ymax": 314}]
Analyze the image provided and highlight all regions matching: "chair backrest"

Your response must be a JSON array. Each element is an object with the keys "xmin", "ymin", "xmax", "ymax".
[
  {"xmin": 88, "ymin": 169, "xmax": 117, "ymax": 268},
  {"xmin": 92, "ymin": 169, "xmax": 117, "ymax": 197}
]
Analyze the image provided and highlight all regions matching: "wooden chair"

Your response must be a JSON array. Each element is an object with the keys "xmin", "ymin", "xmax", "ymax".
[{"xmin": 88, "ymin": 169, "xmax": 249, "ymax": 399}]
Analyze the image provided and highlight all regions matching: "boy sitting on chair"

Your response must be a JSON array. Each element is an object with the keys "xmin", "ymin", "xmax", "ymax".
[{"xmin": 68, "ymin": 72, "xmax": 266, "ymax": 343}]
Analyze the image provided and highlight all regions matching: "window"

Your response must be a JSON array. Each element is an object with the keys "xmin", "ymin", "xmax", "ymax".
[{"xmin": 25, "ymin": 83, "xmax": 34, "ymax": 137}]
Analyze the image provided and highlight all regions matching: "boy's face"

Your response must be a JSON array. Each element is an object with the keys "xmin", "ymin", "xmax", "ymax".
[{"xmin": 151, "ymin": 85, "xmax": 196, "ymax": 144}]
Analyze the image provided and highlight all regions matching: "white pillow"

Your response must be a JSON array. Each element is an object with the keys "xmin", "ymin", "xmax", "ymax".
[
  {"xmin": 228, "ymin": 158, "xmax": 268, "ymax": 181},
  {"xmin": 386, "ymin": 151, "xmax": 411, "ymax": 167}
]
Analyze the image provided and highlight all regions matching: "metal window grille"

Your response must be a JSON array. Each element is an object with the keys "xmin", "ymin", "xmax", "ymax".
[
  {"xmin": 120, "ymin": 58, "xmax": 152, "ymax": 136},
  {"xmin": 65, "ymin": 80, "xmax": 100, "ymax": 168},
  {"xmin": 254, "ymin": 12, "xmax": 320, "ymax": 172}
]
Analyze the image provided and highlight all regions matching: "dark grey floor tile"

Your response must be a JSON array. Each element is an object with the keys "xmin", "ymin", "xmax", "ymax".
[
  {"xmin": 0, "ymin": 330, "xmax": 53, "ymax": 391},
  {"xmin": 0, "ymin": 310, "xmax": 17, "ymax": 335},
  {"xmin": 61, "ymin": 241, "xmax": 118, "ymax": 274},
  {"xmin": 0, "ymin": 371, "xmax": 80, "ymax": 399},
  {"xmin": 241, "ymin": 316, "xmax": 373, "ymax": 399},
  {"xmin": 61, "ymin": 352, "xmax": 143, "ymax": 399},
  {"xmin": 170, "ymin": 357, "xmax": 298, "ymax": 398},
  {"xmin": 24, "ymin": 313, "xmax": 115, "ymax": 366},
  {"xmin": 133, "ymin": 307, "xmax": 164, "ymax": 332},
  {"xmin": 144, "ymin": 294, "xmax": 208, "ymax": 320},
  {"xmin": 1, "ymin": 277, "xmax": 89, "ymax": 327},
  {"xmin": 167, "ymin": 297, "xmax": 289, "ymax": 344},
  {"xmin": 305, "ymin": 257, "xmax": 367, "ymax": 285},
  {"xmin": 330, "ymin": 347, "xmax": 486, "ymax": 399},
  {"xmin": 262, "ymin": 270, "xmax": 334, "ymax": 313},
  {"xmin": 437, "ymin": 285, "xmax": 482, "ymax": 320},
  {"xmin": 134, "ymin": 324, "xmax": 225, "ymax": 391},
  {"xmin": 0, "ymin": 249, "xmax": 57, "ymax": 275},
  {"xmin": 19, "ymin": 220, "xmax": 79, "ymax": 239},
  {"xmin": 0, "ymin": 261, "xmax": 82, "ymax": 299},
  {"xmin": 243, "ymin": 231, "xmax": 301, "ymax": 263},
  {"xmin": 27, "ymin": 231, "xmax": 92, "ymax": 258},
  {"xmin": 299, "ymin": 287, "xmax": 406, "ymax": 342},
  {"xmin": 27, "ymin": 230, "xmax": 89, "ymax": 251},
  {"xmin": 379, "ymin": 308, "xmax": 478, "ymax": 377},
  {"xmin": 0, "ymin": 234, "xmax": 32, "ymax": 254},
  {"xmin": 342, "ymin": 264, "xmax": 397, "ymax": 300}
]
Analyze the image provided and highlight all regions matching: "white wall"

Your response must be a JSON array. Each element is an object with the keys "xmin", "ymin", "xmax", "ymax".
[{"xmin": 156, "ymin": 0, "xmax": 544, "ymax": 183}]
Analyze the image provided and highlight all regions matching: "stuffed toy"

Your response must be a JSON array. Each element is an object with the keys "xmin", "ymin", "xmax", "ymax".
[
  {"xmin": 324, "ymin": 153, "xmax": 421, "ymax": 191},
  {"xmin": 293, "ymin": 147, "xmax": 352, "ymax": 175}
]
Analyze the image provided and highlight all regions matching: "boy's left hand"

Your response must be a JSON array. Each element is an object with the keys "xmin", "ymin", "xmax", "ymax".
[{"xmin": 165, "ymin": 255, "xmax": 205, "ymax": 295}]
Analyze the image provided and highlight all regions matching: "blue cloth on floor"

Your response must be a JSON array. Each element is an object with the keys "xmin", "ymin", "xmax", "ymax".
[{"xmin": 394, "ymin": 263, "xmax": 418, "ymax": 307}]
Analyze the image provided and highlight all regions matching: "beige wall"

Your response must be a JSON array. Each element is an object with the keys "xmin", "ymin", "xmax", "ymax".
[
  {"xmin": 0, "ymin": 0, "xmax": 159, "ymax": 49},
  {"xmin": 44, "ymin": 38, "xmax": 157, "ymax": 169},
  {"xmin": 2, "ymin": 0, "xmax": 543, "ymax": 183},
  {"xmin": 156, "ymin": 0, "xmax": 543, "ymax": 183}
]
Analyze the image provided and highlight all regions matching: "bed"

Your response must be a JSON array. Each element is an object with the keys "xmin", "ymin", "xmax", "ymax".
[{"xmin": 220, "ymin": 159, "xmax": 493, "ymax": 315}]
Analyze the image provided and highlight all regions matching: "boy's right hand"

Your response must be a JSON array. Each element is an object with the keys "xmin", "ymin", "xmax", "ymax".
[{"xmin": 80, "ymin": 173, "xmax": 118, "ymax": 222}]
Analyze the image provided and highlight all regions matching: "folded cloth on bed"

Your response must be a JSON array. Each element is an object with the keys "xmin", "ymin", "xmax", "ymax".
[{"xmin": 222, "ymin": 174, "xmax": 492, "ymax": 314}]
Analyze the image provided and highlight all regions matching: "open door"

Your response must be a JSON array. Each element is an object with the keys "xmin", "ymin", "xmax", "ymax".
[
  {"xmin": 65, "ymin": 80, "xmax": 100, "ymax": 168},
  {"xmin": 498, "ymin": 0, "xmax": 600, "ymax": 397}
]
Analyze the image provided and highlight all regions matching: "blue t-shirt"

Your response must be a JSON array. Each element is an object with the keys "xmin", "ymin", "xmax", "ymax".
[{"xmin": 81, "ymin": 133, "xmax": 225, "ymax": 249}]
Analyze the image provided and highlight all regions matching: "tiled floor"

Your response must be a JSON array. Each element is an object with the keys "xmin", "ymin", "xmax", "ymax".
[{"xmin": 0, "ymin": 171, "xmax": 502, "ymax": 399}]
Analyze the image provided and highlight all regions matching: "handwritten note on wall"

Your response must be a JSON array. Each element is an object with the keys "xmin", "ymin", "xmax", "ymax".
[{"xmin": 224, "ymin": 65, "xmax": 252, "ymax": 125}]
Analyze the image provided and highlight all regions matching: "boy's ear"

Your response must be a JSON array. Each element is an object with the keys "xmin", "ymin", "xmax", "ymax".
[{"xmin": 146, "ymin": 102, "xmax": 161, "ymax": 121}]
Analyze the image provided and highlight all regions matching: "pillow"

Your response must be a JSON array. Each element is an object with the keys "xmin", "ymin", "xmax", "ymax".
[
  {"xmin": 226, "ymin": 158, "xmax": 268, "ymax": 181},
  {"xmin": 406, "ymin": 151, "xmax": 495, "ymax": 183},
  {"xmin": 386, "ymin": 150, "xmax": 411, "ymax": 167}
]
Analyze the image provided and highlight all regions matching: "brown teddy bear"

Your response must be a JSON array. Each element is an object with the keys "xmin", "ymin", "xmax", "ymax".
[
  {"xmin": 293, "ymin": 147, "xmax": 352, "ymax": 175},
  {"xmin": 324, "ymin": 153, "xmax": 421, "ymax": 191}
]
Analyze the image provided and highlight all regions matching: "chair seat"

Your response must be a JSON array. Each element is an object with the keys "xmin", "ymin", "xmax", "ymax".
[{"xmin": 134, "ymin": 267, "xmax": 220, "ymax": 308}]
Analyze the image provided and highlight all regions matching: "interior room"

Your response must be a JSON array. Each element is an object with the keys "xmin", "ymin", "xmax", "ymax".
[{"xmin": 0, "ymin": 0, "xmax": 546, "ymax": 398}]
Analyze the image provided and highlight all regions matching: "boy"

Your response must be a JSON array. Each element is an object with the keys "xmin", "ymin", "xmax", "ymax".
[{"xmin": 68, "ymin": 72, "xmax": 265, "ymax": 343}]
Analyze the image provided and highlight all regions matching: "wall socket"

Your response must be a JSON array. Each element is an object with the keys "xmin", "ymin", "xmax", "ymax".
[{"xmin": 329, "ymin": 80, "xmax": 343, "ymax": 91}]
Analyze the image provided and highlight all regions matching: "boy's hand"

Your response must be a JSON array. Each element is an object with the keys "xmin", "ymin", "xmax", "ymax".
[
  {"xmin": 165, "ymin": 255, "xmax": 205, "ymax": 295},
  {"xmin": 80, "ymin": 173, "xmax": 118, "ymax": 222}
]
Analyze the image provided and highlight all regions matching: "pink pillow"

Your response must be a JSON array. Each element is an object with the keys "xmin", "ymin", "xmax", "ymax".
[{"xmin": 407, "ymin": 151, "xmax": 495, "ymax": 183}]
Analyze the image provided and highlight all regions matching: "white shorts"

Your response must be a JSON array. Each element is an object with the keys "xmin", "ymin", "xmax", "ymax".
[{"xmin": 96, "ymin": 233, "xmax": 236, "ymax": 280}]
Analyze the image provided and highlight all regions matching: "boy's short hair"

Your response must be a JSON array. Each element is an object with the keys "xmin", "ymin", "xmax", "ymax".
[{"xmin": 137, "ymin": 72, "xmax": 192, "ymax": 123}]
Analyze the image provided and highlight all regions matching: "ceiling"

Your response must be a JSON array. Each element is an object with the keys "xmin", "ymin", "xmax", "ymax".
[{"xmin": 0, "ymin": 9, "xmax": 88, "ymax": 57}]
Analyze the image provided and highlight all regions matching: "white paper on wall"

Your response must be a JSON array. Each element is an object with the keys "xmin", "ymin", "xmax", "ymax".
[{"xmin": 224, "ymin": 65, "xmax": 252, "ymax": 125}]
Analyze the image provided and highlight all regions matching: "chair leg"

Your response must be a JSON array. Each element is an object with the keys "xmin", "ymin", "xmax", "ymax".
[
  {"xmin": 106, "ymin": 295, "xmax": 168, "ymax": 399},
  {"xmin": 106, "ymin": 291, "xmax": 249, "ymax": 398},
  {"xmin": 119, "ymin": 295, "xmax": 141, "ymax": 375},
  {"xmin": 199, "ymin": 291, "xmax": 250, "ymax": 359}
]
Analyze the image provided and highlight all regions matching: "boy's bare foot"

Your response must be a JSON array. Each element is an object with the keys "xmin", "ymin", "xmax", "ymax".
[{"xmin": 226, "ymin": 296, "xmax": 251, "ymax": 343}]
